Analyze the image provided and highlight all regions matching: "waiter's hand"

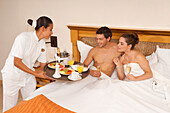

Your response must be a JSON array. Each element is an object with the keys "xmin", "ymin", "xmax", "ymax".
[
  {"xmin": 35, "ymin": 71, "xmax": 48, "ymax": 79},
  {"xmin": 90, "ymin": 70, "xmax": 101, "ymax": 77}
]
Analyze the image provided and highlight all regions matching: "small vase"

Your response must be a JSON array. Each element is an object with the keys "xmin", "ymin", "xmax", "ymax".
[{"xmin": 53, "ymin": 63, "xmax": 61, "ymax": 78}]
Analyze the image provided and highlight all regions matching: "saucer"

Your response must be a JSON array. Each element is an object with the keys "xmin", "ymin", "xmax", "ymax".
[{"xmin": 68, "ymin": 75, "xmax": 82, "ymax": 81}]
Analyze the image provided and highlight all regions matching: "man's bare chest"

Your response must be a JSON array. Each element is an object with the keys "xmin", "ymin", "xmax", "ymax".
[{"xmin": 93, "ymin": 51, "xmax": 116, "ymax": 63}]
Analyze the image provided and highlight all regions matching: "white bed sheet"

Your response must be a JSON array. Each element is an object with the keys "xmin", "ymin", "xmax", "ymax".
[{"xmin": 26, "ymin": 66, "xmax": 170, "ymax": 113}]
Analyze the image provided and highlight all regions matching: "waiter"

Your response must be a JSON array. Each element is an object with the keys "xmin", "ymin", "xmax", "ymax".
[{"xmin": 1, "ymin": 16, "xmax": 53, "ymax": 112}]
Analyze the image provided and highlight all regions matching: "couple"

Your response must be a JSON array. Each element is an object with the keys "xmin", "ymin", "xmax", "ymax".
[
  {"xmin": 25, "ymin": 27, "xmax": 158, "ymax": 113},
  {"xmin": 84, "ymin": 26, "xmax": 153, "ymax": 81}
]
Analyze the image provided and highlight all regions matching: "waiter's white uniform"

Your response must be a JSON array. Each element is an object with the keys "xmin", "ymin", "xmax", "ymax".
[{"xmin": 1, "ymin": 31, "xmax": 46, "ymax": 112}]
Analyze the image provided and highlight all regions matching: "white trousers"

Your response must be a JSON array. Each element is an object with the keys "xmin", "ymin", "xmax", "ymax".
[{"xmin": 2, "ymin": 73, "xmax": 36, "ymax": 112}]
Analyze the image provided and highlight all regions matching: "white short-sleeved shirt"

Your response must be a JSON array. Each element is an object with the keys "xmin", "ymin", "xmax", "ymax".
[{"xmin": 1, "ymin": 31, "xmax": 46, "ymax": 75}]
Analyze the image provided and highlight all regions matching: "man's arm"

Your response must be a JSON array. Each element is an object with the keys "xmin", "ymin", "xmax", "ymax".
[
  {"xmin": 83, "ymin": 49, "xmax": 94, "ymax": 66},
  {"xmin": 83, "ymin": 49, "xmax": 101, "ymax": 77}
]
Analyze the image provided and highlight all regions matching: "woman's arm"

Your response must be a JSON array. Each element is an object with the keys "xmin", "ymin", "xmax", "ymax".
[
  {"xmin": 14, "ymin": 57, "xmax": 48, "ymax": 79},
  {"xmin": 127, "ymin": 54, "xmax": 153, "ymax": 81},
  {"xmin": 113, "ymin": 57, "xmax": 125, "ymax": 80},
  {"xmin": 39, "ymin": 62, "xmax": 46, "ymax": 70}
]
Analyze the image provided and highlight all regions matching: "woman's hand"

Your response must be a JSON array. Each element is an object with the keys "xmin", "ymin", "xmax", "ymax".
[
  {"xmin": 35, "ymin": 71, "xmax": 49, "ymax": 79},
  {"xmin": 90, "ymin": 70, "xmax": 101, "ymax": 77},
  {"xmin": 126, "ymin": 74, "xmax": 136, "ymax": 81},
  {"xmin": 113, "ymin": 58, "xmax": 121, "ymax": 66}
]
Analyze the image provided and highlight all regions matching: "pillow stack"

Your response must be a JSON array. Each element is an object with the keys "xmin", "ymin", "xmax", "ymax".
[{"xmin": 148, "ymin": 45, "xmax": 170, "ymax": 108}]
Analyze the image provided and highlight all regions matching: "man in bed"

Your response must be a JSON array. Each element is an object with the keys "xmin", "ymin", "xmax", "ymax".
[{"xmin": 83, "ymin": 27, "xmax": 121, "ymax": 78}]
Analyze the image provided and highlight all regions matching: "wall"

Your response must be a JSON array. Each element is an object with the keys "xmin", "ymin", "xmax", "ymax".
[{"xmin": 1, "ymin": 0, "xmax": 170, "ymax": 80}]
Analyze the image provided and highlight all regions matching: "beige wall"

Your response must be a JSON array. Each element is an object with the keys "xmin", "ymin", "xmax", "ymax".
[{"xmin": 1, "ymin": 0, "xmax": 170, "ymax": 80}]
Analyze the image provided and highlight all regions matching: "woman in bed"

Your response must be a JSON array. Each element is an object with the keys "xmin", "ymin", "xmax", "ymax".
[{"xmin": 113, "ymin": 32, "xmax": 153, "ymax": 81}]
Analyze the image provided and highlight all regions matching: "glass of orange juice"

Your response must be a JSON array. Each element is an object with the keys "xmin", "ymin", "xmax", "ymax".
[
  {"xmin": 68, "ymin": 55, "xmax": 74, "ymax": 66},
  {"xmin": 77, "ymin": 64, "xmax": 84, "ymax": 76},
  {"xmin": 77, "ymin": 65, "xmax": 84, "ymax": 73}
]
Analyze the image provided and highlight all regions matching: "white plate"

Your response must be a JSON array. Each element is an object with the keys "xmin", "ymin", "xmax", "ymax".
[
  {"xmin": 68, "ymin": 75, "xmax": 82, "ymax": 81},
  {"xmin": 59, "ymin": 68, "xmax": 74, "ymax": 75},
  {"xmin": 71, "ymin": 65, "xmax": 88, "ymax": 72},
  {"xmin": 48, "ymin": 62, "xmax": 64, "ymax": 69}
]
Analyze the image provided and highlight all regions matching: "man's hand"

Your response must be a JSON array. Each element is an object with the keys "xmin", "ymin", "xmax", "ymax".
[{"xmin": 90, "ymin": 70, "xmax": 101, "ymax": 77}]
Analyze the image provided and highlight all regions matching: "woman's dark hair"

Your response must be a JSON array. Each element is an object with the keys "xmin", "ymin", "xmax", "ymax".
[
  {"xmin": 96, "ymin": 26, "xmax": 112, "ymax": 39},
  {"xmin": 121, "ymin": 32, "xmax": 139, "ymax": 50},
  {"xmin": 27, "ymin": 16, "xmax": 53, "ymax": 30}
]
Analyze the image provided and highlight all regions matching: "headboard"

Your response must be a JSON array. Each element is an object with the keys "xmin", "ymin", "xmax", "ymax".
[{"xmin": 67, "ymin": 25, "xmax": 170, "ymax": 62}]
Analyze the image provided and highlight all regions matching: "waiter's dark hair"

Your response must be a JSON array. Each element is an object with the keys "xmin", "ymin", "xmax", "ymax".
[
  {"xmin": 121, "ymin": 32, "xmax": 139, "ymax": 50},
  {"xmin": 96, "ymin": 26, "xmax": 112, "ymax": 39},
  {"xmin": 27, "ymin": 16, "xmax": 53, "ymax": 30}
]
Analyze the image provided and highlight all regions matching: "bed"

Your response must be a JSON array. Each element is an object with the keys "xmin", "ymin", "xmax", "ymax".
[
  {"xmin": 5, "ymin": 25, "xmax": 170, "ymax": 113},
  {"xmin": 67, "ymin": 25, "xmax": 170, "ymax": 61}
]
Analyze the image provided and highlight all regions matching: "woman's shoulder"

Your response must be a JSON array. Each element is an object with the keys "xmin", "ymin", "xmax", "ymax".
[
  {"xmin": 16, "ymin": 32, "xmax": 34, "ymax": 40},
  {"xmin": 14, "ymin": 32, "xmax": 34, "ymax": 44},
  {"xmin": 132, "ymin": 50, "xmax": 146, "ymax": 61},
  {"xmin": 131, "ymin": 50, "xmax": 144, "ymax": 56},
  {"xmin": 17, "ymin": 32, "xmax": 33, "ymax": 38},
  {"xmin": 20, "ymin": 32, "xmax": 34, "ymax": 37}
]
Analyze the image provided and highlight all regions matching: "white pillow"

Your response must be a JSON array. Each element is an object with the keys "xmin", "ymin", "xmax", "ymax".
[
  {"xmin": 77, "ymin": 40, "xmax": 93, "ymax": 67},
  {"xmin": 151, "ymin": 58, "xmax": 170, "ymax": 107},
  {"xmin": 146, "ymin": 52, "xmax": 158, "ymax": 66},
  {"xmin": 151, "ymin": 57, "xmax": 169, "ymax": 79},
  {"xmin": 156, "ymin": 45, "xmax": 170, "ymax": 80}
]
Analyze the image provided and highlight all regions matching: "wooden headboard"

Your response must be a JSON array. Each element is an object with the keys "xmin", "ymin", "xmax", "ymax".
[{"xmin": 67, "ymin": 25, "xmax": 170, "ymax": 62}]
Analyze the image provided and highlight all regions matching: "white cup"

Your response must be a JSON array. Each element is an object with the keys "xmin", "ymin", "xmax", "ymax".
[{"xmin": 69, "ymin": 72, "xmax": 81, "ymax": 80}]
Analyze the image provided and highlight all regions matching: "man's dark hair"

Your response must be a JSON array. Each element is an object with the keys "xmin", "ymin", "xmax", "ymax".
[{"xmin": 96, "ymin": 27, "xmax": 112, "ymax": 39}]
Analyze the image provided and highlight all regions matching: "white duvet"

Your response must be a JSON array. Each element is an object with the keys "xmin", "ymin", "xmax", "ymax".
[{"xmin": 26, "ymin": 63, "xmax": 170, "ymax": 113}]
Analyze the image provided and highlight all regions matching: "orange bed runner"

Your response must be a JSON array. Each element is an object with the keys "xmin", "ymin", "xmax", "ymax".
[{"xmin": 5, "ymin": 94, "xmax": 76, "ymax": 113}]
